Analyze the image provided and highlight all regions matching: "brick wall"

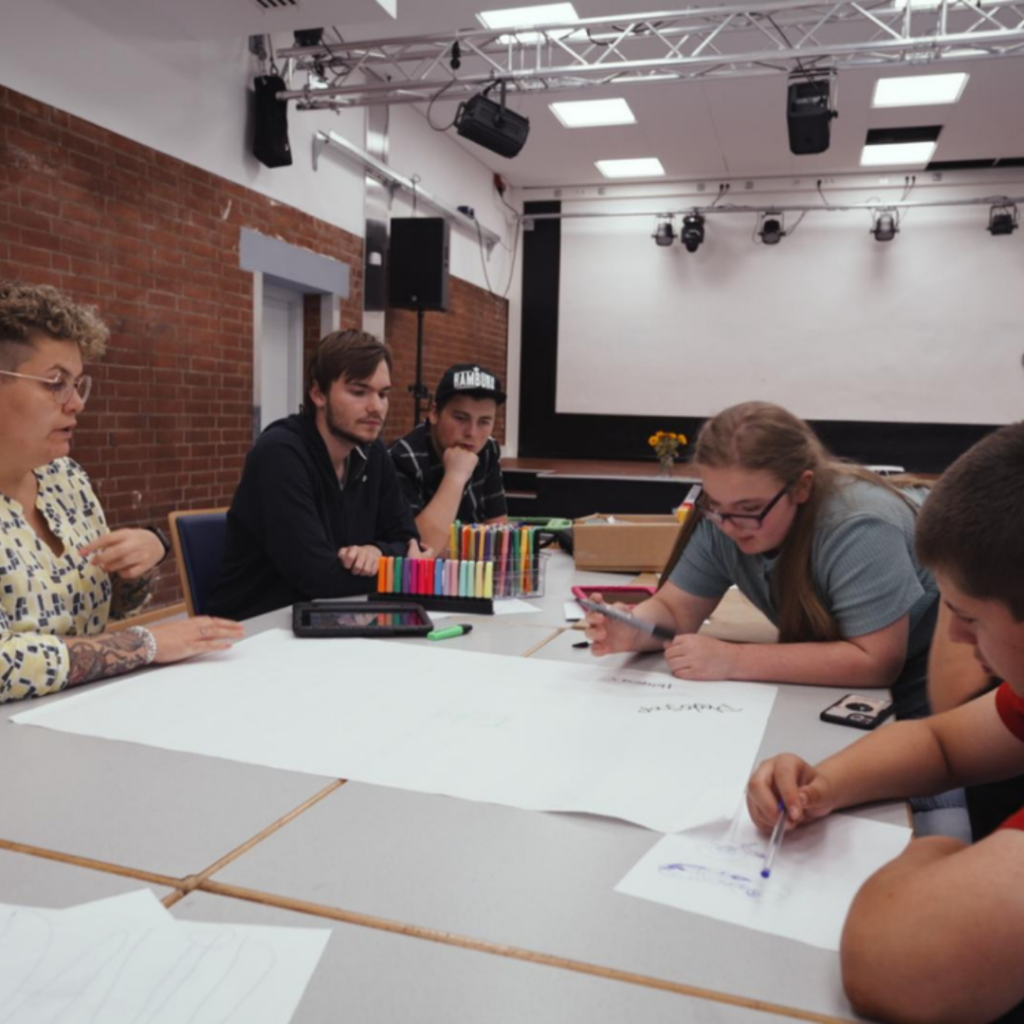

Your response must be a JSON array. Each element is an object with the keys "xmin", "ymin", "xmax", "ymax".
[
  {"xmin": 383, "ymin": 278, "xmax": 510, "ymax": 444},
  {"xmin": 0, "ymin": 84, "xmax": 508, "ymax": 610}
]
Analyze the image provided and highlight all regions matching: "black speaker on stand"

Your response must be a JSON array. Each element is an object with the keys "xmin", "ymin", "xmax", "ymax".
[{"xmin": 388, "ymin": 217, "xmax": 450, "ymax": 426}]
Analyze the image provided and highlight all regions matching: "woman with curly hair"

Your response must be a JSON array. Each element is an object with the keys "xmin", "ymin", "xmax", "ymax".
[{"xmin": 0, "ymin": 281, "xmax": 242, "ymax": 703}]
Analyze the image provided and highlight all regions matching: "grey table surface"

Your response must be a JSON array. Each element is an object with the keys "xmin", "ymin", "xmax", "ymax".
[
  {"xmin": 0, "ymin": 848, "xmax": 173, "ymax": 905},
  {"xmin": 173, "ymin": 891, "xmax": 801, "ymax": 1024},
  {"xmin": 0, "ymin": 682, "xmax": 335, "ymax": 878},
  {"xmin": 209, "ymin": 615, "xmax": 903, "ymax": 1023},
  {"xmin": 0, "ymin": 555, "xmax": 903, "ymax": 1022},
  {"xmin": 0, "ymin": 608, "xmax": 561, "ymax": 879}
]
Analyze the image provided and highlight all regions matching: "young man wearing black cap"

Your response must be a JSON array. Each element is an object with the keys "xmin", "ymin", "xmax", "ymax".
[{"xmin": 389, "ymin": 363, "xmax": 508, "ymax": 553}]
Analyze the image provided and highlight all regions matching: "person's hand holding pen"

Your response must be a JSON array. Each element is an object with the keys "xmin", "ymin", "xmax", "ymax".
[
  {"xmin": 584, "ymin": 594, "xmax": 635, "ymax": 656},
  {"xmin": 582, "ymin": 595, "xmax": 673, "ymax": 656},
  {"xmin": 746, "ymin": 753, "xmax": 839, "ymax": 834}
]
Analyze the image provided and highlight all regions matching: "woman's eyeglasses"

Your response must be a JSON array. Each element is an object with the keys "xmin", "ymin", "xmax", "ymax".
[
  {"xmin": 0, "ymin": 369, "xmax": 93, "ymax": 405},
  {"xmin": 697, "ymin": 483, "xmax": 790, "ymax": 530}
]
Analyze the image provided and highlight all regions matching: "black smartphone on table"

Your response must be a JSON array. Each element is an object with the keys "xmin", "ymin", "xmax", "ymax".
[{"xmin": 820, "ymin": 693, "xmax": 895, "ymax": 730}]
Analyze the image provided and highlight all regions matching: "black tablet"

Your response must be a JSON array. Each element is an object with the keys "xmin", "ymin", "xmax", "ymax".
[{"xmin": 292, "ymin": 601, "xmax": 434, "ymax": 638}]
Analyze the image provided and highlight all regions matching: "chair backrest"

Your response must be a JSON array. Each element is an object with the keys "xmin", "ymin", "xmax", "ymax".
[{"xmin": 168, "ymin": 509, "xmax": 229, "ymax": 617}]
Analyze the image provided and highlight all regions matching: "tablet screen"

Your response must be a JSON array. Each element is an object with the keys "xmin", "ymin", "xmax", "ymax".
[{"xmin": 303, "ymin": 609, "xmax": 430, "ymax": 629}]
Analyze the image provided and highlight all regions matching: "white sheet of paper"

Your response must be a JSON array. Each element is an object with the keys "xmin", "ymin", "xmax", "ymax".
[
  {"xmin": 615, "ymin": 811, "xmax": 911, "ymax": 950},
  {"xmin": 14, "ymin": 631, "xmax": 776, "ymax": 832},
  {"xmin": 0, "ymin": 893, "xmax": 329, "ymax": 1023},
  {"xmin": 564, "ymin": 601, "xmax": 584, "ymax": 621},
  {"xmin": 55, "ymin": 888, "xmax": 171, "ymax": 926},
  {"xmin": 492, "ymin": 598, "xmax": 542, "ymax": 615}
]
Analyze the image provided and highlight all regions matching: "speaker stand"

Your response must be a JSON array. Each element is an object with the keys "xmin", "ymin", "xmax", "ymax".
[{"xmin": 408, "ymin": 307, "xmax": 430, "ymax": 428}]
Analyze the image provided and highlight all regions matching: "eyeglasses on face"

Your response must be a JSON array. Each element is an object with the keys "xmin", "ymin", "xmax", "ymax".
[
  {"xmin": 0, "ymin": 369, "xmax": 93, "ymax": 405},
  {"xmin": 697, "ymin": 482, "xmax": 791, "ymax": 530}
]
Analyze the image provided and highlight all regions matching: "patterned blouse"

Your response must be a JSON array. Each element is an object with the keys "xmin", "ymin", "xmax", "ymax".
[{"xmin": 0, "ymin": 458, "xmax": 113, "ymax": 703}]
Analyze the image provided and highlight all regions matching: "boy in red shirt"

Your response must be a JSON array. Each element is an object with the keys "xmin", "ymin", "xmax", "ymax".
[{"xmin": 747, "ymin": 421, "xmax": 1024, "ymax": 1024}]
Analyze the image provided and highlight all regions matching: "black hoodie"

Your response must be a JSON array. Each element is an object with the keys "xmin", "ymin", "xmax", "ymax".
[{"xmin": 208, "ymin": 414, "xmax": 418, "ymax": 621}]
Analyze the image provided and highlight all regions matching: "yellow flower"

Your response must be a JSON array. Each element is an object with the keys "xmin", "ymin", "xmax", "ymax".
[{"xmin": 647, "ymin": 429, "xmax": 687, "ymax": 456}]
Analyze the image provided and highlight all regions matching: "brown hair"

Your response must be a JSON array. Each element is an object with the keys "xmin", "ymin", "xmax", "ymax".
[
  {"xmin": 916, "ymin": 423, "xmax": 1024, "ymax": 620},
  {"xmin": 0, "ymin": 281, "xmax": 109, "ymax": 370},
  {"xmin": 660, "ymin": 401, "xmax": 923, "ymax": 643},
  {"xmin": 302, "ymin": 329, "xmax": 393, "ymax": 417}
]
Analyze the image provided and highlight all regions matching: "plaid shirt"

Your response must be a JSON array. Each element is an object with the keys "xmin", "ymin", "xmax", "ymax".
[{"xmin": 389, "ymin": 421, "xmax": 507, "ymax": 524}]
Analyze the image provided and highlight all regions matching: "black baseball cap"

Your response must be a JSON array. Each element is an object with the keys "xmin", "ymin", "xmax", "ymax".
[{"xmin": 434, "ymin": 363, "xmax": 507, "ymax": 406}]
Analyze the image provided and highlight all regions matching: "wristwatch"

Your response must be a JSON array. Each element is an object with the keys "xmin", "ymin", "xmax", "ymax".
[{"xmin": 146, "ymin": 526, "xmax": 172, "ymax": 564}]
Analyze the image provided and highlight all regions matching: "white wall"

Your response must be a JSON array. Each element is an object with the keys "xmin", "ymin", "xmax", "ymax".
[
  {"xmin": 387, "ymin": 106, "xmax": 519, "ymax": 298},
  {"xmin": 554, "ymin": 184, "xmax": 1024, "ymax": 426}
]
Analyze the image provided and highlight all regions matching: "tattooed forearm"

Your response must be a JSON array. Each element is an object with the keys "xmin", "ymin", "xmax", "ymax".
[
  {"xmin": 64, "ymin": 633, "xmax": 150, "ymax": 686},
  {"xmin": 110, "ymin": 569, "xmax": 156, "ymax": 619}
]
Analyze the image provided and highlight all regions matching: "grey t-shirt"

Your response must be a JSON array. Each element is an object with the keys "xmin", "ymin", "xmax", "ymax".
[{"xmin": 668, "ymin": 478, "xmax": 938, "ymax": 719}]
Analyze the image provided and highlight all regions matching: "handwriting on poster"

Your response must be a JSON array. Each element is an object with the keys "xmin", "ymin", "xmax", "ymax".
[{"xmin": 638, "ymin": 703, "xmax": 742, "ymax": 715}]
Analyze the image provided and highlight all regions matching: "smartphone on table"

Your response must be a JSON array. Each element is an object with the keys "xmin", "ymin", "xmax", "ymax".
[{"xmin": 820, "ymin": 693, "xmax": 895, "ymax": 730}]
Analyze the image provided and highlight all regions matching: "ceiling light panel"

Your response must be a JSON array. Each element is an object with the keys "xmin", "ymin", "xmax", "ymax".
[
  {"xmin": 860, "ymin": 141, "xmax": 937, "ymax": 167},
  {"xmin": 595, "ymin": 157, "xmax": 665, "ymax": 179},
  {"xmin": 477, "ymin": 3, "xmax": 578, "ymax": 29},
  {"xmin": 872, "ymin": 73, "xmax": 969, "ymax": 108},
  {"xmin": 550, "ymin": 98, "xmax": 636, "ymax": 128}
]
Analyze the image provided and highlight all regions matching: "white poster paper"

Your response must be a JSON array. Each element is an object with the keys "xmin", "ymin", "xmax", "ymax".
[
  {"xmin": 14, "ymin": 630, "xmax": 777, "ymax": 832},
  {"xmin": 615, "ymin": 812, "xmax": 912, "ymax": 950},
  {"xmin": 0, "ymin": 891, "xmax": 329, "ymax": 1023}
]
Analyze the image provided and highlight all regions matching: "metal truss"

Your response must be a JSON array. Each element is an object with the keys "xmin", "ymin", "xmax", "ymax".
[{"xmin": 274, "ymin": 0, "xmax": 1024, "ymax": 109}]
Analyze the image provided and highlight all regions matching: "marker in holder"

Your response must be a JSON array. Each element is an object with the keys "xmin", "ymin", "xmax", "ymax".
[{"xmin": 374, "ymin": 542, "xmax": 547, "ymax": 616}]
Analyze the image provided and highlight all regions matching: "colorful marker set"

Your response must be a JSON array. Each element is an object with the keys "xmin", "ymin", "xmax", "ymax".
[
  {"xmin": 376, "ymin": 556, "xmax": 497, "ymax": 600},
  {"xmin": 447, "ymin": 522, "xmax": 542, "ymax": 592}
]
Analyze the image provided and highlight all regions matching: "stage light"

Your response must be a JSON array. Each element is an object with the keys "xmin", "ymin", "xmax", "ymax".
[
  {"xmin": 681, "ymin": 212, "xmax": 705, "ymax": 253},
  {"xmin": 653, "ymin": 217, "xmax": 675, "ymax": 247},
  {"xmin": 455, "ymin": 80, "xmax": 530, "ymax": 158},
  {"xmin": 988, "ymin": 203, "xmax": 1018, "ymax": 236},
  {"xmin": 758, "ymin": 212, "xmax": 785, "ymax": 245},
  {"xmin": 871, "ymin": 209, "xmax": 899, "ymax": 242}
]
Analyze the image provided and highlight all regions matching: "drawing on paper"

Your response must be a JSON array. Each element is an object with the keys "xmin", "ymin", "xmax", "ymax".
[
  {"xmin": 699, "ymin": 839, "xmax": 764, "ymax": 860},
  {"xmin": 0, "ymin": 912, "xmax": 283, "ymax": 1023},
  {"xmin": 658, "ymin": 862, "xmax": 763, "ymax": 898}
]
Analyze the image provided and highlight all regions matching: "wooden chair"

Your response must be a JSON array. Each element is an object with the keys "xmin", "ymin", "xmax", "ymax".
[{"xmin": 168, "ymin": 508, "xmax": 229, "ymax": 617}]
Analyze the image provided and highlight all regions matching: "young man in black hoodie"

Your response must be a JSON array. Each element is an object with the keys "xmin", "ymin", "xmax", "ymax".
[{"xmin": 208, "ymin": 330, "xmax": 421, "ymax": 621}]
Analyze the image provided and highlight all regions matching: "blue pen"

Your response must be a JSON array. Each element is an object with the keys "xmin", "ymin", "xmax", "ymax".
[{"xmin": 761, "ymin": 802, "xmax": 787, "ymax": 879}]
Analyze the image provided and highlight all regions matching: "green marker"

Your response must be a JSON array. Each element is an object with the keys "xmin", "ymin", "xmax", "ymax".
[{"xmin": 427, "ymin": 624, "xmax": 474, "ymax": 641}]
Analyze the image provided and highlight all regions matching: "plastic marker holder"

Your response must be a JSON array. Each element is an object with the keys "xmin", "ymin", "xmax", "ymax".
[{"xmin": 373, "ymin": 549, "xmax": 547, "ymax": 616}]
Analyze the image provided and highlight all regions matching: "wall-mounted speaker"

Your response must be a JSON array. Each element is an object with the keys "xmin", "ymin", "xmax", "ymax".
[
  {"xmin": 252, "ymin": 75, "xmax": 292, "ymax": 168},
  {"xmin": 388, "ymin": 217, "xmax": 450, "ymax": 311},
  {"xmin": 787, "ymin": 78, "xmax": 833, "ymax": 156}
]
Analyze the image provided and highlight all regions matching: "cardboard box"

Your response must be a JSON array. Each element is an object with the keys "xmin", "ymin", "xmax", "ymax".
[{"xmin": 572, "ymin": 514, "xmax": 683, "ymax": 573}]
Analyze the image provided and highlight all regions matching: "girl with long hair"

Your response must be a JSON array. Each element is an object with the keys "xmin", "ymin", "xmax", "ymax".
[{"xmin": 585, "ymin": 401, "xmax": 939, "ymax": 719}]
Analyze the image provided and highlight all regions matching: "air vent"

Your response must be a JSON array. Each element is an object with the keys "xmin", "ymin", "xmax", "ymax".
[
  {"xmin": 866, "ymin": 125, "xmax": 942, "ymax": 145},
  {"xmin": 252, "ymin": 0, "xmax": 298, "ymax": 10}
]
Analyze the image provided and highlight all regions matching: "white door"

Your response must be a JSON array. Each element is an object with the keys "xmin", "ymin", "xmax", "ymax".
[{"xmin": 258, "ymin": 284, "xmax": 304, "ymax": 433}]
